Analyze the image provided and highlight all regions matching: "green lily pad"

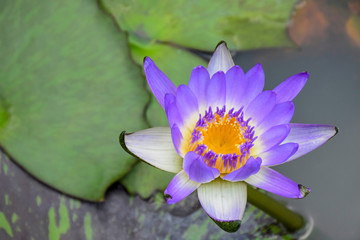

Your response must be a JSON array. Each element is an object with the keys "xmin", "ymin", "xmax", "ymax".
[
  {"xmin": 0, "ymin": 0, "xmax": 148, "ymax": 201},
  {"xmin": 100, "ymin": 0, "xmax": 297, "ymax": 51},
  {"xmin": 121, "ymin": 161, "xmax": 175, "ymax": 198}
]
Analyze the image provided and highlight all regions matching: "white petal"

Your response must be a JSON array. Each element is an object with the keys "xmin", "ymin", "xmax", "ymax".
[
  {"xmin": 124, "ymin": 127, "xmax": 182, "ymax": 173},
  {"xmin": 197, "ymin": 179, "xmax": 247, "ymax": 221},
  {"xmin": 207, "ymin": 42, "xmax": 235, "ymax": 77}
]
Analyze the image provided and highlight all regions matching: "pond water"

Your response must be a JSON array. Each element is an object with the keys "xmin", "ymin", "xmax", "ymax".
[{"xmin": 233, "ymin": 1, "xmax": 360, "ymax": 238}]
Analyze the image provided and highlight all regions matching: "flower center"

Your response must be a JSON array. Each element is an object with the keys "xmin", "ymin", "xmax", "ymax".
[{"xmin": 188, "ymin": 106, "xmax": 257, "ymax": 174}]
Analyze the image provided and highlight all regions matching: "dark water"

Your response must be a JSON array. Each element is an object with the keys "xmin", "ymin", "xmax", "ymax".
[{"xmin": 233, "ymin": 1, "xmax": 360, "ymax": 239}]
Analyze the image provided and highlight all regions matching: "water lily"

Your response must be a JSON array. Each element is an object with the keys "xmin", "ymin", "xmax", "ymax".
[{"xmin": 120, "ymin": 42, "xmax": 337, "ymax": 232}]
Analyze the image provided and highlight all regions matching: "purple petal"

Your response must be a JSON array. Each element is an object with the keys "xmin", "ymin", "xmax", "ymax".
[
  {"xmin": 144, "ymin": 57, "xmax": 176, "ymax": 109},
  {"xmin": 176, "ymin": 84, "xmax": 199, "ymax": 124},
  {"xmin": 164, "ymin": 170, "xmax": 200, "ymax": 204},
  {"xmin": 197, "ymin": 179, "xmax": 247, "ymax": 222},
  {"xmin": 206, "ymin": 71, "xmax": 226, "ymax": 108},
  {"xmin": 165, "ymin": 94, "xmax": 183, "ymax": 129},
  {"xmin": 171, "ymin": 124, "xmax": 184, "ymax": 157},
  {"xmin": 164, "ymin": 92, "xmax": 176, "ymax": 106},
  {"xmin": 257, "ymin": 143, "xmax": 299, "ymax": 166},
  {"xmin": 124, "ymin": 127, "xmax": 182, "ymax": 173},
  {"xmin": 257, "ymin": 101, "xmax": 295, "ymax": 134},
  {"xmin": 188, "ymin": 66, "xmax": 210, "ymax": 109},
  {"xmin": 245, "ymin": 167, "xmax": 311, "ymax": 198},
  {"xmin": 225, "ymin": 65, "xmax": 247, "ymax": 109},
  {"xmin": 207, "ymin": 42, "xmax": 235, "ymax": 77},
  {"xmin": 245, "ymin": 91, "xmax": 276, "ymax": 127},
  {"xmin": 282, "ymin": 124, "xmax": 338, "ymax": 162},
  {"xmin": 273, "ymin": 72, "xmax": 309, "ymax": 103},
  {"xmin": 252, "ymin": 124, "xmax": 290, "ymax": 155},
  {"xmin": 222, "ymin": 157, "xmax": 262, "ymax": 182},
  {"xmin": 183, "ymin": 151, "xmax": 220, "ymax": 183},
  {"xmin": 242, "ymin": 63, "xmax": 265, "ymax": 106}
]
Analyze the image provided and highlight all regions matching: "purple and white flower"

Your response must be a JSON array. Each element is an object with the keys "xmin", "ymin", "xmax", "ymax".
[{"xmin": 121, "ymin": 42, "xmax": 337, "ymax": 232}]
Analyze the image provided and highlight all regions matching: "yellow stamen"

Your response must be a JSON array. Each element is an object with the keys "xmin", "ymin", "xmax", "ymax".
[{"xmin": 188, "ymin": 113, "xmax": 249, "ymax": 174}]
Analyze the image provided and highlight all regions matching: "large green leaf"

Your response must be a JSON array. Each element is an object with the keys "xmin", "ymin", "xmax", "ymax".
[
  {"xmin": 100, "ymin": 0, "xmax": 297, "ymax": 51},
  {"xmin": 0, "ymin": 0, "xmax": 148, "ymax": 201},
  {"xmin": 121, "ymin": 161, "xmax": 175, "ymax": 198}
]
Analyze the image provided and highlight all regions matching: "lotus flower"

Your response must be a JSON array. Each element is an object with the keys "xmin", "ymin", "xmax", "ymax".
[{"xmin": 120, "ymin": 42, "xmax": 337, "ymax": 232}]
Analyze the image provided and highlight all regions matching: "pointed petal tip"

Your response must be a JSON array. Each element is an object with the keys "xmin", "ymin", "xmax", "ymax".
[
  {"xmin": 208, "ymin": 41, "xmax": 234, "ymax": 76},
  {"xmin": 119, "ymin": 130, "xmax": 127, "ymax": 146},
  {"xmin": 143, "ymin": 56, "xmax": 152, "ymax": 67},
  {"xmin": 210, "ymin": 217, "xmax": 241, "ymax": 233},
  {"xmin": 328, "ymin": 125, "xmax": 338, "ymax": 141},
  {"xmin": 231, "ymin": 65, "xmax": 242, "ymax": 71},
  {"xmin": 298, "ymin": 184, "xmax": 311, "ymax": 198},
  {"xmin": 246, "ymin": 63, "xmax": 264, "ymax": 77},
  {"xmin": 254, "ymin": 63, "xmax": 263, "ymax": 69},
  {"xmin": 164, "ymin": 193, "xmax": 174, "ymax": 204},
  {"xmin": 119, "ymin": 131, "xmax": 137, "ymax": 158},
  {"xmin": 252, "ymin": 63, "xmax": 264, "ymax": 74},
  {"xmin": 284, "ymin": 124, "xmax": 338, "ymax": 162},
  {"xmin": 273, "ymin": 72, "xmax": 309, "ymax": 103},
  {"xmin": 297, "ymin": 71, "xmax": 310, "ymax": 82},
  {"xmin": 215, "ymin": 40, "xmax": 228, "ymax": 50},
  {"xmin": 212, "ymin": 70, "xmax": 226, "ymax": 77},
  {"xmin": 143, "ymin": 56, "xmax": 176, "ymax": 108},
  {"xmin": 143, "ymin": 56, "xmax": 159, "ymax": 72},
  {"xmin": 164, "ymin": 170, "xmax": 200, "ymax": 204},
  {"xmin": 193, "ymin": 65, "xmax": 207, "ymax": 71},
  {"xmin": 302, "ymin": 71, "xmax": 310, "ymax": 78}
]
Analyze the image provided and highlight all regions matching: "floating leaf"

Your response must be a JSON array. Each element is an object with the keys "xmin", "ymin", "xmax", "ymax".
[
  {"xmin": 101, "ymin": 0, "xmax": 298, "ymax": 51},
  {"xmin": 0, "ymin": 0, "xmax": 148, "ymax": 201},
  {"xmin": 121, "ymin": 161, "xmax": 175, "ymax": 198}
]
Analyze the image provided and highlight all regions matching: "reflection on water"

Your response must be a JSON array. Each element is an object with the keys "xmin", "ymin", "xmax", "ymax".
[{"xmin": 234, "ymin": 0, "xmax": 360, "ymax": 239}]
